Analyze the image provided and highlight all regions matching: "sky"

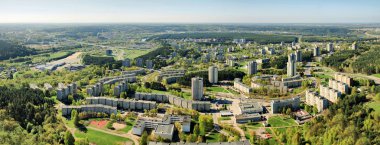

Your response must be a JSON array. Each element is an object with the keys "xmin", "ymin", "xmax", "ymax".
[{"xmin": 0, "ymin": 0, "xmax": 379, "ymax": 23}]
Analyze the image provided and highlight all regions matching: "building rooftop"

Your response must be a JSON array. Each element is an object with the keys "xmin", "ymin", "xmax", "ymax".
[{"xmin": 155, "ymin": 124, "xmax": 174, "ymax": 135}]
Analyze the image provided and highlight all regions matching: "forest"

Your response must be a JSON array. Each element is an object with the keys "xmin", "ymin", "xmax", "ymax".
[
  {"xmin": 322, "ymin": 50, "xmax": 360, "ymax": 71},
  {"xmin": 0, "ymin": 40, "xmax": 37, "ymax": 60},
  {"xmin": 351, "ymin": 44, "xmax": 380, "ymax": 74},
  {"xmin": 0, "ymin": 86, "xmax": 69, "ymax": 144},
  {"xmin": 279, "ymin": 93, "xmax": 380, "ymax": 145}
]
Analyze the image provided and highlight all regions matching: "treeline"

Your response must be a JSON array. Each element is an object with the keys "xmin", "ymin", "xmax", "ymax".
[
  {"xmin": 322, "ymin": 50, "xmax": 359, "ymax": 71},
  {"xmin": 351, "ymin": 45, "xmax": 380, "ymax": 74},
  {"xmin": 82, "ymin": 54, "xmax": 122, "ymax": 69},
  {"xmin": 0, "ymin": 86, "xmax": 68, "ymax": 144},
  {"xmin": 177, "ymin": 69, "xmax": 245, "ymax": 87},
  {"xmin": 150, "ymin": 33, "xmax": 297, "ymax": 44},
  {"xmin": 301, "ymin": 36, "xmax": 376, "ymax": 42},
  {"xmin": 298, "ymin": 94, "xmax": 380, "ymax": 144},
  {"xmin": 0, "ymin": 40, "xmax": 37, "ymax": 60}
]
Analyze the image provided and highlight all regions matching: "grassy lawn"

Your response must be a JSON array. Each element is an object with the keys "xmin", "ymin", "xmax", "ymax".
[
  {"xmin": 246, "ymin": 122, "xmax": 264, "ymax": 128},
  {"xmin": 372, "ymin": 74, "xmax": 380, "ymax": 78},
  {"xmin": 32, "ymin": 51, "xmax": 73, "ymax": 63},
  {"xmin": 119, "ymin": 118, "xmax": 136, "ymax": 133},
  {"xmin": 123, "ymin": 49, "xmax": 155, "ymax": 59},
  {"xmin": 207, "ymin": 87, "xmax": 229, "ymax": 93},
  {"xmin": 182, "ymin": 92, "xmax": 192, "ymax": 100},
  {"xmin": 314, "ymin": 74, "xmax": 333, "ymax": 79},
  {"xmin": 75, "ymin": 128, "xmax": 132, "ymax": 145},
  {"xmin": 205, "ymin": 130, "xmax": 220, "ymax": 143},
  {"xmin": 367, "ymin": 101, "xmax": 380, "ymax": 113},
  {"xmin": 268, "ymin": 116, "xmax": 297, "ymax": 127},
  {"xmin": 218, "ymin": 116, "xmax": 231, "ymax": 121}
]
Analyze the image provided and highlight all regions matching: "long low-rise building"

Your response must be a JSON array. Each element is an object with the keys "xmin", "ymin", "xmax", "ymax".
[
  {"xmin": 235, "ymin": 113, "xmax": 262, "ymax": 123},
  {"xmin": 61, "ymin": 104, "xmax": 117, "ymax": 116},
  {"xmin": 271, "ymin": 97, "xmax": 300, "ymax": 114},
  {"xmin": 239, "ymin": 102, "xmax": 263, "ymax": 114},
  {"xmin": 305, "ymin": 90, "xmax": 329, "ymax": 112},
  {"xmin": 320, "ymin": 85, "xmax": 342, "ymax": 103},
  {"xmin": 133, "ymin": 115, "xmax": 191, "ymax": 140},
  {"xmin": 156, "ymin": 69, "xmax": 185, "ymax": 84},
  {"xmin": 134, "ymin": 92, "xmax": 211, "ymax": 112},
  {"xmin": 122, "ymin": 69, "xmax": 146, "ymax": 75},
  {"xmin": 57, "ymin": 82, "xmax": 77, "ymax": 101},
  {"xmin": 233, "ymin": 78, "xmax": 252, "ymax": 93},
  {"xmin": 328, "ymin": 79, "xmax": 348, "ymax": 94},
  {"xmin": 334, "ymin": 73, "xmax": 352, "ymax": 87},
  {"xmin": 86, "ymin": 97, "xmax": 156, "ymax": 111}
]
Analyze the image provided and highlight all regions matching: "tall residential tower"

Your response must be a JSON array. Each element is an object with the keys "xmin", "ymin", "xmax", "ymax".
[
  {"xmin": 191, "ymin": 77, "xmax": 204, "ymax": 101},
  {"xmin": 208, "ymin": 66, "xmax": 218, "ymax": 84},
  {"xmin": 247, "ymin": 61, "xmax": 257, "ymax": 75},
  {"xmin": 287, "ymin": 53, "xmax": 297, "ymax": 77}
]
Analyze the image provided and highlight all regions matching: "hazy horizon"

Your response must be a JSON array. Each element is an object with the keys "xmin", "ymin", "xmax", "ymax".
[{"xmin": 1, "ymin": 0, "xmax": 380, "ymax": 23}]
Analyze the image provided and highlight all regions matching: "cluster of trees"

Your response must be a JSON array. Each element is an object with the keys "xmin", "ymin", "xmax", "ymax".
[
  {"xmin": 0, "ymin": 86, "xmax": 68, "ymax": 144},
  {"xmin": 286, "ymin": 93, "xmax": 380, "ymax": 144},
  {"xmin": 177, "ymin": 69, "xmax": 245, "ymax": 87},
  {"xmin": 0, "ymin": 40, "xmax": 37, "ymax": 60},
  {"xmin": 165, "ymin": 107, "xmax": 200, "ymax": 120},
  {"xmin": 151, "ymin": 32, "xmax": 297, "ymax": 44},
  {"xmin": 82, "ymin": 54, "xmax": 122, "ymax": 69},
  {"xmin": 219, "ymin": 124, "xmax": 241, "ymax": 141},
  {"xmin": 144, "ymin": 82, "xmax": 167, "ymax": 91},
  {"xmin": 270, "ymin": 55, "xmax": 287, "ymax": 69},
  {"xmin": 322, "ymin": 50, "xmax": 359, "ymax": 71},
  {"xmin": 351, "ymin": 45, "xmax": 380, "ymax": 74}
]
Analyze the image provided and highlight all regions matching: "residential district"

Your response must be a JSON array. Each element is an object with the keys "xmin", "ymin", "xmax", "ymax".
[{"xmin": 1, "ymin": 24, "xmax": 380, "ymax": 145}]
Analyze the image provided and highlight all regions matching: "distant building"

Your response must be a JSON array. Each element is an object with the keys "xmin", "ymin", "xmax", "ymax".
[
  {"xmin": 295, "ymin": 50, "xmax": 302, "ymax": 62},
  {"xmin": 191, "ymin": 77, "xmax": 204, "ymax": 101},
  {"xmin": 287, "ymin": 53, "xmax": 297, "ymax": 77},
  {"xmin": 106, "ymin": 49, "xmax": 113, "ymax": 56},
  {"xmin": 327, "ymin": 42, "xmax": 334, "ymax": 52},
  {"xmin": 208, "ymin": 66, "xmax": 218, "ymax": 84},
  {"xmin": 122, "ymin": 58, "xmax": 131, "ymax": 67},
  {"xmin": 146, "ymin": 60, "xmax": 153, "ymax": 69},
  {"xmin": 247, "ymin": 61, "xmax": 257, "ymax": 75},
  {"xmin": 136, "ymin": 58, "xmax": 144, "ymax": 67},
  {"xmin": 313, "ymin": 47, "xmax": 320, "ymax": 57},
  {"xmin": 352, "ymin": 42, "xmax": 357, "ymax": 50}
]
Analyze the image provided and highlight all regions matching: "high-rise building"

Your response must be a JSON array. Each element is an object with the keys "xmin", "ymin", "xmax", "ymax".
[
  {"xmin": 191, "ymin": 77, "xmax": 204, "ymax": 101},
  {"xmin": 327, "ymin": 43, "xmax": 334, "ymax": 52},
  {"xmin": 106, "ymin": 49, "xmax": 113, "ymax": 56},
  {"xmin": 313, "ymin": 47, "xmax": 320, "ymax": 57},
  {"xmin": 122, "ymin": 58, "xmax": 131, "ymax": 67},
  {"xmin": 136, "ymin": 58, "xmax": 144, "ymax": 67},
  {"xmin": 208, "ymin": 66, "xmax": 218, "ymax": 84},
  {"xmin": 287, "ymin": 53, "xmax": 297, "ymax": 77},
  {"xmin": 295, "ymin": 50, "xmax": 302, "ymax": 62},
  {"xmin": 352, "ymin": 42, "xmax": 357, "ymax": 50},
  {"xmin": 247, "ymin": 61, "xmax": 257, "ymax": 75},
  {"xmin": 146, "ymin": 60, "xmax": 153, "ymax": 69}
]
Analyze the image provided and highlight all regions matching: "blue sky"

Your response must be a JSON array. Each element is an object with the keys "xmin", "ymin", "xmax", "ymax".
[{"xmin": 0, "ymin": 0, "xmax": 379, "ymax": 23}]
